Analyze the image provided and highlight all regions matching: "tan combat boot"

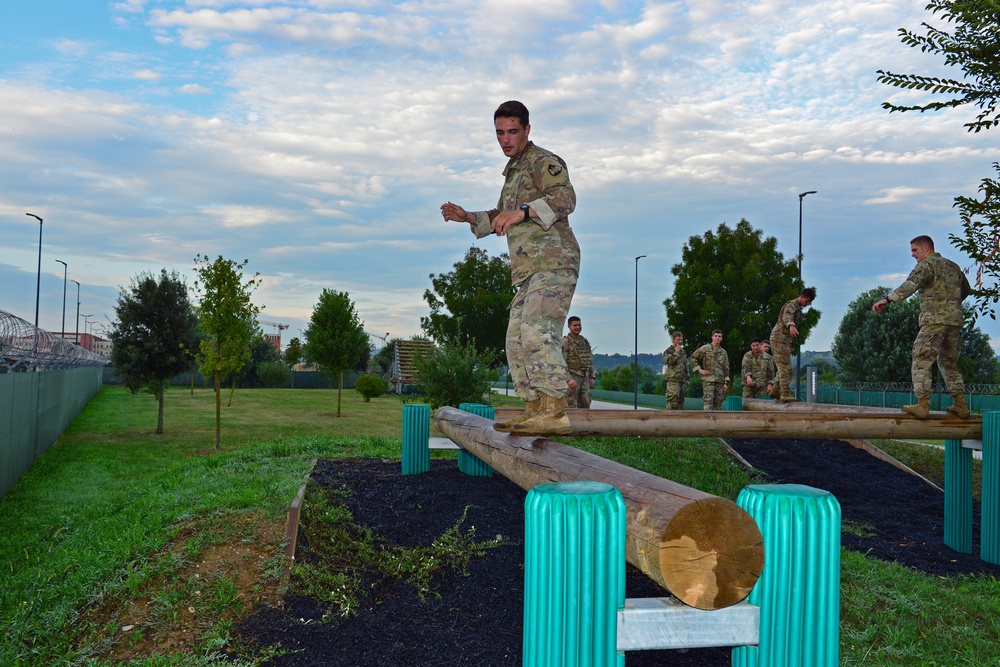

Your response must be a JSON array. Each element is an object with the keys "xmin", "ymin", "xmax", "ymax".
[
  {"xmin": 510, "ymin": 393, "xmax": 572, "ymax": 436},
  {"xmin": 493, "ymin": 398, "xmax": 541, "ymax": 432},
  {"xmin": 779, "ymin": 390, "xmax": 796, "ymax": 403},
  {"xmin": 901, "ymin": 397, "xmax": 930, "ymax": 419},
  {"xmin": 769, "ymin": 384, "xmax": 781, "ymax": 399},
  {"xmin": 947, "ymin": 394, "xmax": 970, "ymax": 418}
]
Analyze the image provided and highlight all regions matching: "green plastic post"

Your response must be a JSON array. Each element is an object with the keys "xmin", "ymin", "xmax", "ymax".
[
  {"xmin": 733, "ymin": 484, "xmax": 841, "ymax": 667},
  {"xmin": 944, "ymin": 439, "xmax": 973, "ymax": 554},
  {"xmin": 523, "ymin": 481, "xmax": 625, "ymax": 667},
  {"xmin": 982, "ymin": 413, "xmax": 1000, "ymax": 564},
  {"xmin": 457, "ymin": 403, "xmax": 494, "ymax": 477},
  {"xmin": 724, "ymin": 395, "xmax": 743, "ymax": 411},
  {"xmin": 401, "ymin": 404, "xmax": 430, "ymax": 475}
]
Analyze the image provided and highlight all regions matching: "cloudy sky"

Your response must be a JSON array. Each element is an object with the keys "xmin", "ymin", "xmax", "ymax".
[{"xmin": 2, "ymin": 0, "xmax": 997, "ymax": 358}]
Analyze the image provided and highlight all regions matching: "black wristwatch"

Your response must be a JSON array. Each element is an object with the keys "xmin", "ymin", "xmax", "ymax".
[{"xmin": 519, "ymin": 204, "xmax": 530, "ymax": 221}]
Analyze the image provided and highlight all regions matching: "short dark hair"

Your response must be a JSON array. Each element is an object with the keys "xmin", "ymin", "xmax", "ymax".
[
  {"xmin": 671, "ymin": 331, "xmax": 683, "ymax": 338},
  {"xmin": 568, "ymin": 316, "xmax": 581, "ymax": 324},
  {"xmin": 494, "ymin": 100, "xmax": 529, "ymax": 128},
  {"xmin": 712, "ymin": 329, "xmax": 723, "ymax": 336},
  {"xmin": 910, "ymin": 235, "xmax": 935, "ymax": 250},
  {"xmin": 800, "ymin": 287, "xmax": 816, "ymax": 300},
  {"xmin": 750, "ymin": 337, "xmax": 761, "ymax": 344}
]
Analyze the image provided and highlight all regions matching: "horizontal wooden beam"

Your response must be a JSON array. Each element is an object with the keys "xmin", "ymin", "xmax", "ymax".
[
  {"xmin": 492, "ymin": 406, "xmax": 981, "ymax": 440},
  {"xmin": 434, "ymin": 407, "xmax": 763, "ymax": 611}
]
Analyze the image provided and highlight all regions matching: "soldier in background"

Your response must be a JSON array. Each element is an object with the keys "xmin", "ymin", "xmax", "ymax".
[
  {"xmin": 562, "ymin": 316, "xmax": 596, "ymax": 408},
  {"xmin": 770, "ymin": 288, "xmax": 816, "ymax": 402},
  {"xmin": 872, "ymin": 235, "xmax": 972, "ymax": 418},
  {"xmin": 741, "ymin": 337, "xmax": 774, "ymax": 399},
  {"xmin": 663, "ymin": 330, "xmax": 689, "ymax": 410},
  {"xmin": 441, "ymin": 100, "xmax": 579, "ymax": 435},
  {"xmin": 690, "ymin": 329, "xmax": 730, "ymax": 410}
]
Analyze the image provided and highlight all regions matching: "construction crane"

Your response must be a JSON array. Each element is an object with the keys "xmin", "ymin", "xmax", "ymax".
[{"xmin": 260, "ymin": 320, "xmax": 289, "ymax": 331}]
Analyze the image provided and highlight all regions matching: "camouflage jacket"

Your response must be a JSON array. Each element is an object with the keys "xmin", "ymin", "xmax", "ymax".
[
  {"xmin": 741, "ymin": 350, "xmax": 774, "ymax": 385},
  {"xmin": 562, "ymin": 333, "xmax": 595, "ymax": 379},
  {"xmin": 888, "ymin": 252, "xmax": 972, "ymax": 327},
  {"xmin": 470, "ymin": 142, "xmax": 580, "ymax": 286},
  {"xmin": 662, "ymin": 345, "xmax": 689, "ymax": 383},
  {"xmin": 770, "ymin": 298, "xmax": 802, "ymax": 343},
  {"xmin": 690, "ymin": 344, "xmax": 730, "ymax": 385}
]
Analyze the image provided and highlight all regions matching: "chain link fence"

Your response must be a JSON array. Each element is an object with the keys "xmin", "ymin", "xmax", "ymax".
[{"xmin": 1, "ymin": 310, "xmax": 108, "ymax": 372}]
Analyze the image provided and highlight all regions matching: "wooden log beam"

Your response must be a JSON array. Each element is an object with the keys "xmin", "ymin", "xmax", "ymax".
[
  {"xmin": 491, "ymin": 406, "xmax": 981, "ymax": 440},
  {"xmin": 742, "ymin": 399, "xmax": 903, "ymax": 414},
  {"xmin": 434, "ymin": 406, "xmax": 763, "ymax": 611}
]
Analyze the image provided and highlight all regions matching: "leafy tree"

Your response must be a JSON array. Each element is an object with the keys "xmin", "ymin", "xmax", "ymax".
[
  {"xmin": 832, "ymin": 286, "xmax": 1000, "ymax": 383},
  {"xmin": 421, "ymin": 247, "xmax": 514, "ymax": 363},
  {"xmin": 193, "ymin": 255, "xmax": 262, "ymax": 449},
  {"xmin": 355, "ymin": 374, "xmax": 390, "ymax": 402},
  {"xmin": 663, "ymin": 220, "xmax": 820, "ymax": 373},
  {"xmin": 878, "ymin": 2, "xmax": 1000, "ymax": 318},
  {"xmin": 284, "ymin": 337, "xmax": 303, "ymax": 366},
  {"xmin": 235, "ymin": 335, "xmax": 279, "ymax": 388},
  {"xmin": 109, "ymin": 269, "xmax": 201, "ymax": 434},
  {"xmin": 304, "ymin": 289, "xmax": 370, "ymax": 417},
  {"xmin": 413, "ymin": 337, "xmax": 496, "ymax": 410},
  {"xmin": 257, "ymin": 360, "xmax": 292, "ymax": 388},
  {"xmin": 372, "ymin": 337, "xmax": 400, "ymax": 376}
]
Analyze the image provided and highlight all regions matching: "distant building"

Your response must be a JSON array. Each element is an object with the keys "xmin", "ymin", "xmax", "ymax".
[{"xmin": 264, "ymin": 333, "xmax": 281, "ymax": 357}]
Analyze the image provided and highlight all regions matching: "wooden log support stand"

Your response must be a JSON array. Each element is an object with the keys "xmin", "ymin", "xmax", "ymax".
[{"xmin": 433, "ymin": 406, "xmax": 764, "ymax": 611}]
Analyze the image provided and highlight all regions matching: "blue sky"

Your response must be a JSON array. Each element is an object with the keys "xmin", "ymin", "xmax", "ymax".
[{"xmin": 2, "ymin": 0, "xmax": 998, "ymax": 357}]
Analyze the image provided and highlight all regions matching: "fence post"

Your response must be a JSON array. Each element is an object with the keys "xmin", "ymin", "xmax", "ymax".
[
  {"xmin": 732, "ymin": 484, "xmax": 841, "ymax": 667},
  {"xmin": 457, "ymin": 403, "xmax": 494, "ymax": 477},
  {"xmin": 982, "ymin": 413, "xmax": 1000, "ymax": 565},
  {"xmin": 523, "ymin": 481, "xmax": 625, "ymax": 667},
  {"xmin": 944, "ymin": 439, "xmax": 973, "ymax": 554},
  {"xmin": 401, "ymin": 404, "xmax": 430, "ymax": 475}
]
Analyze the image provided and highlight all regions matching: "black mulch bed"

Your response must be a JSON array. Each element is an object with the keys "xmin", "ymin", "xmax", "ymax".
[{"xmin": 236, "ymin": 438, "xmax": 1000, "ymax": 666}]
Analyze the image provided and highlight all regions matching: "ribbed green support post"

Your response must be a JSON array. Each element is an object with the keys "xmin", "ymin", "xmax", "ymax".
[
  {"xmin": 457, "ymin": 403, "xmax": 494, "ymax": 477},
  {"xmin": 944, "ymin": 439, "xmax": 973, "ymax": 554},
  {"xmin": 401, "ymin": 404, "xmax": 430, "ymax": 475},
  {"xmin": 724, "ymin": 396, "xmax": 743, "ymax": 411},
  {"xmin": 523, "ymin": 481, "xmax": 625, "ymax": 667},
  {"xmin": 732, "ymin": 484, "xmax": 841, "ymax": 667},
  {"xmin": 982, "ymin": 413, "xmax": 1000, "ymax": 564}
]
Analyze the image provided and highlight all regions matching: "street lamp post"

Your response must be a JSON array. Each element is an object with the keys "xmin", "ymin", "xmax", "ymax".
[
  {"xmin": 634, "ymin": 255, "xmax": 647, "ymax": 409},
  {"xmin": 71, "ymin": 280, "xmax": 81, "ymax": 345},
  {"xmin": 56, "ymin": 260, "xmax": 67, "ymax": 337},
  {"xmin": 26, "ymin": 213, "xmax": 43, "ymax": 327},
  {"xmin": 81, "ymin": 314, "xmax": 93, "ymax": 351},
  {"xmin": 796, "ymin": 190, "xmax": 817, "ymax": 399}
]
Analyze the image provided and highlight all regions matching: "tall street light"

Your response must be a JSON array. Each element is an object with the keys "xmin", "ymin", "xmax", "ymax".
[
  {"xmin": 26, "ymin": 213, "xmax": 43, "ymax": 327},
  {"xmin": 71, "ymin": 280, "xmax": 81, "ymax": 345},
  {"xmin": 56, "ymin": 260, "xmax": 68, "ymax": 337},
  {"xmin": 796, "ymin": 191, "xmax": 817, "ymax": 399},
  {"xmin": 634, "ymin": 255, "xmax": 647, "ymax": 409},
  {"xmin": 81, "ymin": 314, "xmax": 92, "ymax": 350}
]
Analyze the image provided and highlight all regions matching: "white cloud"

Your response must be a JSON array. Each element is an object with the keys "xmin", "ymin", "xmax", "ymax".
[{"xmin": 178, "ymin": 83, "xmax": 213, "ymax": 94}]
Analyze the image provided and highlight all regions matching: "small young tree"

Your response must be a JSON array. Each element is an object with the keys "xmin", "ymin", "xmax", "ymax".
[
  {"xmin": 304, "ymin": 289, "xmax": 370, "ymax": 417},
  {"xmin": 413, "ymin": 338, "xmax": 496, "ymax": 410},
  {"xmin": 193, "ymin": 255, "xmax": 262, "ymax": 449},
  {"xmin": 284, "ymin": 337, "xmax": 303, "ymax": 367},
  {"xmin": 355, "ymin": 374, "xmax": 390, "ymax": 402},
  {"xmin": 109, "ymin": 269, "xmax": 201, "ymax": 434}
]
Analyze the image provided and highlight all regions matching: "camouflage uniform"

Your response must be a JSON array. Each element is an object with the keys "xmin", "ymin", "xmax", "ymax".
[
  {"xmin": 663, "ymin": 345, "xmax": 689, "ymax": 410},
  {"xmin": 770, "ymin": 299, "xmax": 804, "ymax": 397},
  {"xmin": 562, "ymin": 332, "xmax": 595, "ymax": 408},
  {"xmin": 470, "ymin": 141, "xmax": 579, "ymax": 402},
  {"xmin": 690, "ymin": 343, "xmax": 730, "ymax": 410},
  {"xmin": 741, "ymin": 350, "xmax": 774, "ymax": 399},
  {"xmin": 762, "ymin": 351, "xmax": 778, "ymax": 387},
  {"xmin": 887, "ymin": 252, "xmax": 972, "ymax": 398}
]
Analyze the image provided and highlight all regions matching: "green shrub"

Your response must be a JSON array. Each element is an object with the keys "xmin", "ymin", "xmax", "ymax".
[
  {"xmin": 355, "ymin": 374, "xmax": 390, "ymax": 402},
  {"xmin": 257, "ymin": 361, "xmax": 292, "ymax": 388},
  {"xmin": 413, "ymin": 338, "xmax": 496, "ymax": 410}
]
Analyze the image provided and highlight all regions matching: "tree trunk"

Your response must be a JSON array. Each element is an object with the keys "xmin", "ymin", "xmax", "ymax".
[
  {"xmin": 214, "ymin": 370, "xmax": 222, "ymax": 449},
  {"xmin": 228, "ymin": 376, "xmax": 237, "ymax": 407},
  {"xmin": 156, "ymin": 380, "xmax": 165, "ymax": 435},
  {"xmin": 434, "ymin": 407, "xmax": 763, "ymax": 610}
]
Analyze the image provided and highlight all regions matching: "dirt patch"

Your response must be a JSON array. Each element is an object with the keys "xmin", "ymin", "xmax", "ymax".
[{"xmin": 235, "ymin": 439, "xmax": 1000, "ymax": 666}]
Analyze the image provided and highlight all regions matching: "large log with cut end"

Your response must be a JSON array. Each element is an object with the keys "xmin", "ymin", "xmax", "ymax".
[
  {"xmin": 491, "ymin": 407, "xmax": 982, "ymax": 440},
  {"xmin": 433, "ymin": 406, "xmax": 763, "ymax": 610}
]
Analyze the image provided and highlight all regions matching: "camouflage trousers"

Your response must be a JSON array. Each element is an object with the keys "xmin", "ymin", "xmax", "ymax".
[
  {"xmin": 702, "ymin": 382, "xmax": 726, "ymax": 411},
  {"xmin": 507, "ymin": 269, "xmax": 578, "ymax": 402},
  {"xmin": 665, "ymin": 380, "xmax": 685, "ymax": 410},
  {"xmin": 771, "ymin": 335, "xmax": 794, "ymax": 394},
  {"xmin": 566, "ymin": 371, "xmax": 592, "ymax": 408},
  {"xmin": 742, "ymin": 382, "xmax": 767, "ymax": 399},
  {"xmin": 911, "ymin": 324, "xmax": 965, "ymax": 398}
]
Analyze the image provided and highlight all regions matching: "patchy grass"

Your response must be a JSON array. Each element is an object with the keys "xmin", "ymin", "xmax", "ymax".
[{"xmin": 872, "ymin": 439, "xmax": 983, "ymax": 501}]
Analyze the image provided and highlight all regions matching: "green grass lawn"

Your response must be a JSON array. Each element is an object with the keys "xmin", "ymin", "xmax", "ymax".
[{"xmin": 1, "ymin": 386, "xmax": 998, "ymax": 666}]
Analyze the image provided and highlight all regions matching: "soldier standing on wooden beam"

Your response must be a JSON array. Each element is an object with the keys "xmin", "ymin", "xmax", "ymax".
[
  {"xmin": 440, "ymin": 100, "xmax": 580, "ymax": 435},
  {"xmin": 770, "ymin": 287, "xmax": 816, "ymax": 402},
  {"xmin": 872, "ymin": 235, "xmax": 972, "ymax": 418}
]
